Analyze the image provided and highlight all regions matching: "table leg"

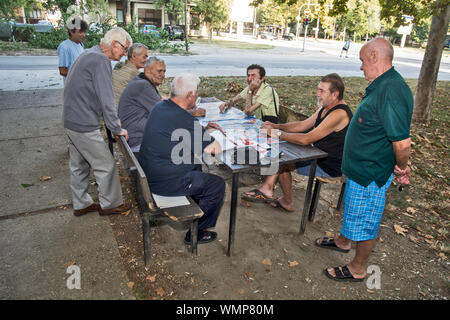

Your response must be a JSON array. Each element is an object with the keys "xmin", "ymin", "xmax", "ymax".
[
  {"xmin": 300, "ymin": 159, "xmax": 317, "ymax": 234},
  {"xmin": 227, "ymin": 172, "xmax": 239, "ymax": 256}
]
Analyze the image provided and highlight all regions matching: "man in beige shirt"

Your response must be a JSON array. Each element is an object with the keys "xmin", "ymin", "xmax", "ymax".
[{"xmin": 112, "ymin": 43, "xmax": 149, "ymax": 107}]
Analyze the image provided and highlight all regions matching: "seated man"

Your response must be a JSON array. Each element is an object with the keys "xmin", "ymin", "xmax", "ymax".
[
  {"xmin": 139, "ymin": 73, "xmax": 225, "ymax": 244},
  {"xmin": 242, "ymin": 73, "xmax": 353, "ymax": 212},
  {"xmin": 118, "ymin": 57, "xmax": 166, "ymax": 153},
  {"xmin": 112, "ymin": 43, "xmax": 149, "ymax": 107},
  {"xmin": 119, "ymin": 57, "xmax": 207, "ymax": 154},
  {"xmin": 219, "ymin": 64, "xmax": 279, "ymax": 123}
]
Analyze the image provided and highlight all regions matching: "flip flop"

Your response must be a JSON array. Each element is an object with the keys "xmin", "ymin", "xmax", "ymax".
[
  {"xmin": 315, "ymin": 237, "xmax": 350, "ymax": 253},
  {"xmin": 241, "ymin": 189, "xmax": 274, "ymax": 203},
  {"xmin": 269, "ymin": 199, "xmax": 295, "ymax": 212},
  {"xmin": 324, "ymin": 265, "xmax": 365, "ymax": 282}
]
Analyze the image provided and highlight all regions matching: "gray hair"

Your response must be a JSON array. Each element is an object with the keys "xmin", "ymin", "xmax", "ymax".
[
  {"xmin": 128, "ymin": 43, "xmax": 148, "ymax": 59},
  {"xmin": 100, "ymin": 27, "xmax": 132, "ymax": 47},
  {"xmin": 144, "ymin": 56, "xmax": 165, "ymax": 69},
  {"xmin": 171, "ymin": 73, "xmax": 200, "ymax": 98}
]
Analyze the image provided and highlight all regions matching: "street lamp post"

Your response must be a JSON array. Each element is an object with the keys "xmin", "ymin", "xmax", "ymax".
[{"xmin": 296, "ymin": 2, "xmax": 332, "ymax": 52}]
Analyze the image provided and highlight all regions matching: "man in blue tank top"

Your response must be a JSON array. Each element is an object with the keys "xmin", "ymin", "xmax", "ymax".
[{"xmin": 242, "ymin": 73, "xmax": 353, "ymax": 212}]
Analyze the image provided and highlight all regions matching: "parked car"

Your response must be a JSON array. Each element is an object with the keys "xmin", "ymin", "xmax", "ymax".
[
  {"xmin": 282, "ymin": 33, "xmax": 295, "ymax": 41},
  {"xmin": 163, "ymin": 25, "xmax": 185, "ymax": 40},
  {"xmin": 260, "ymin": 31, "xmax": 277, "ymax": 40},
  {"xmin": 140, "ymin": 24, "xmax": 160, "ymax": 37},
  {"xmin": 444, "ymin": 36, "xmax": 450, "ymax": 49}
]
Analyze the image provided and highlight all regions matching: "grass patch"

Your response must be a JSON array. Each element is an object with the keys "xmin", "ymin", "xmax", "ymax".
[{"xmin": 191, "ymin": 37, "xmax": 274, "ymax": 50}]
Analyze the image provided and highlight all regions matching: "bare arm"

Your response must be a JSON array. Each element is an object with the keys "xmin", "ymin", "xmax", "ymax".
[{"xmin": 219, "ymin": 94, "xmax": 242, "ymax": 113}]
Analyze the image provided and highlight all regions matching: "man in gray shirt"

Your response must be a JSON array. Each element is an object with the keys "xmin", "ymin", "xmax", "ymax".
[
  {"xmin": 118, "ymin": 57, "xmax": 166, "ymax": 153},
  {"xmin": 63, "ymin": 27, "xmax": 132, "ymax": 217}
]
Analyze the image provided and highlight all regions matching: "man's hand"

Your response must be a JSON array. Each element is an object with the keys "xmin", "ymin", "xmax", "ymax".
[
  {"xmin": 189, "ymin": 107, "xmax": 206, "ymax": 117},
  {"xmin": 249, "ymin": 78, "xmax": 262, "ymax": 92},
  {"xmin": 116, "ymin": 128, "xmax": 128, "ymax": 141},
  {"xmin": 394, "ymin": 161, "xmax": 411, "ymax": 185},
  {"xmin": 206, "ymin": 122, "xmax": 224, "ymax": 133},
  {"xmin": 261, "ymin": 121, "xmax": 277, "ymax": 136}
]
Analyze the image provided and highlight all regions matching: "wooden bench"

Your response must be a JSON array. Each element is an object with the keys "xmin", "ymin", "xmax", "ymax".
[
  {"xmin": 308, "ymin": 175, "xmax": 346, "ymax": 222},
  {"xmin": 117, "ymin": 136, "xmax": 204, "ymax": 266}
]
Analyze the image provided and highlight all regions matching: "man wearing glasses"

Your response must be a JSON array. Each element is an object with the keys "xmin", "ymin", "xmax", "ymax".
[{"xmin": 63, "ymin": 27, "xmax": 133, "ymax": 217}]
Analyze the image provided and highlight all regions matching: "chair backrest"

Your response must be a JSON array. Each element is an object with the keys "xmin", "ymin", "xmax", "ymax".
[{"xmin": 118, "ymin": 136, "xmax": 156, "ymax": 211}]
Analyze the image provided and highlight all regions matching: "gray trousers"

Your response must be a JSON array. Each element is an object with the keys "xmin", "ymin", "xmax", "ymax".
[{"xmin": 66, "ymin": 129, "xmax": 123, "ymax": 210}]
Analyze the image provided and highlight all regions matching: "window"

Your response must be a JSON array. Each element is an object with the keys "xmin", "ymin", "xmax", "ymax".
[{"xmin": 116, "ymin": 9, "xmax": 124, "ymax": 23}]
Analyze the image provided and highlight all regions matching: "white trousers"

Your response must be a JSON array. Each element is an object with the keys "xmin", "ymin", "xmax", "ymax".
[{"xmin": 66, "ymin": 129, "xmax": 123, "ymax": 210}]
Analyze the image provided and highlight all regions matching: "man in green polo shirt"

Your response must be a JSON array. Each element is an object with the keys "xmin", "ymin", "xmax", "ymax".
[
  {"xmin": 219, "ymin": 64, "xmax": 279, "ymax": 123},
  {"xmin": 315, "ymin": 38, "xmax": 413, "ymax": 282}
]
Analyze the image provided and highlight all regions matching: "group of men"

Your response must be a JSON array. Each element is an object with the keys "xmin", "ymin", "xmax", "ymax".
[{"xmin": 60, "ymin": 19, "xmax": 413, "ymax": 283}]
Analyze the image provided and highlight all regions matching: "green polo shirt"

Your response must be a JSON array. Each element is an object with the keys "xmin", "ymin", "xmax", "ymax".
[
  {"xmin": 240, "ymin": 82, "xmax": 279, "ymax": 120},
  {"xmin": 341, "ymin": 67, "xmax": 413, "ymax": 187}
]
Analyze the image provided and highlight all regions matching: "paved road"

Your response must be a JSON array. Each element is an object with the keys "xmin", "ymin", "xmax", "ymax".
[{"xmin": 0, "ymin": 39, "xmax": 449, "ymax": 91}]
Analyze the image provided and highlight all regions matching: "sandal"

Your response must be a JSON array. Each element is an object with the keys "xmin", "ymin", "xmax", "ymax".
[
  {"xmin": 315, "ymin": 237, "xmax": 350, "ymax": 253},
  {"xmin": 324, "ymin": 265, "xmax": 365, "ymax": 282},
  {"xmin": 241, "ymin": 189, "xmax": 274, "ymax": 203},
  {"xmin": 269, "ymin": 199, "xmax": 295, "ymax": 212}
]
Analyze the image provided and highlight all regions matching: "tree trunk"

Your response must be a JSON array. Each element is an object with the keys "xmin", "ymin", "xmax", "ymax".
[{"xmin": 413, "ymin": 5, "xmax": 450, "ymax": 123}]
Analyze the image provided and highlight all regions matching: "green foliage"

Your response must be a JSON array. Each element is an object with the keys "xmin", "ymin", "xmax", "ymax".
[
  {"xmin": 0, "ymin": 0, "xmax": 36, "ymax": 19},
  {"xmin": 192, "ymin": 0, "xmax": 231, "ymax": 39},
  {"xmin": 27, "ymin": 27, "xmax": 67, "ymax": 49}
]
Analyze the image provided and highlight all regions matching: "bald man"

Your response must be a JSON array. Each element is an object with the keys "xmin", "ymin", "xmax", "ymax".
[{"xmin": 316, "ymin": 38, "xmax": 414, "ymax": 282}]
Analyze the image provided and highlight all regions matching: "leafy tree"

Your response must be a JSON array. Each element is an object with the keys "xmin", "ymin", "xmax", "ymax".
[
  {"xmin": 329, "ymin": 0, "xmax": 449, "ymax": 124},
  {"xmin": 156, "ymin": 0, "xmax": 185, "ymax": 26},
  {"xmin": 192, "ymin": 0, "xmax": 231, "ymax": 41}
]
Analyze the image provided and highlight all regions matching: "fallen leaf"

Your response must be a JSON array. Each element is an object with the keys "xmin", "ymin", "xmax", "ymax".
[
  {"xmin": 292, "ymin": 178, "xmax": 300, "ymax": 183},
  {"xmin": 438, "ymin": 253, "xmax": 447, "ymax": 260},
  {"xmin": 241, "ymin": 200, "xmax": 251, "ymax": 207},
  {"xmin": 325, "ymin": 231, "xmax": 334, "ymax": 238},
  {"xmin": 367, "ymin": 289, "xmax": 375, "ymax": 294},
  {"xmin": 245, "ymin": 270, "xmax": 255, "ymax": 279},
  {"xmin": 146, "ymin": 274, "xmax": 156, "ymax": 282},
  {"xmin": 238, "ymin": 289, "xmax": 245, "ymax": 295},
  {"xmin": 424, "ymin": 234, "xmax": 434, "ymax": 240},
  {"xmin": 262, "ymin": 258, "xmax": 272, "ymax": 266},
  {"xmin": 120, "ymin": 176, "xmax": 128, "ymax": 181},
  {"xmin": 406, "ymin": 207, "xmax": 417, "ymax": 214},
  {"xmin": 156, "ymin": 287, "xmax": 165, "ymax": 296},
  {"xmin": 305, "ymin": 277, "xmax": 311, "ymax": 283},
  {"xmin": 40, "ymin": 176, "xmax": 52, "ymax": 181},
  {"xmin": 121, "ymin": 209, "xmax": 131, "ymax": 216},
  {"xmin": 409, "ymin": 236, "xmax": 419, "ymax": 244},
  {"xmin": 378, "ymin": 237, "xmax": 384, "ymax": 243},
  {"xmin": 63, "ymin": 261, "xmax": 75, "ymax": 269},
  {"xmin": 394, "ymin": 224, "xmax": 408, "ymax": 236},
  {"xmin": 288, "ymin": 261, "xmax": 299, "ymax": 267},
  {"xmin": 127, "ymin": 281, "xmax": 134, "ymax": 289}
]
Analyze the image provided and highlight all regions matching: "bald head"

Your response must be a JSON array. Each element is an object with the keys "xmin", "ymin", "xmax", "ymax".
[
  {"xmin": 362, "ymin": 37, "xmax": 394, "ymax": 63},
  {"xmin": 359, "ymin": 37, "xmax": 394, "ymax": 82}
]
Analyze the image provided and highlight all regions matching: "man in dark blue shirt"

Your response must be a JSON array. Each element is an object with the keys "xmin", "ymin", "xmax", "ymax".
[{"xmin": 139, "ymin": 73, "xmax": 224, "ymax": 245}]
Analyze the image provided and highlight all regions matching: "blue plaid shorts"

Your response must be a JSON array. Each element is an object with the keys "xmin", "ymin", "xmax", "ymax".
[{"xmin": 340, "ymin": 175, "xmax": 393, "ymax": 241}]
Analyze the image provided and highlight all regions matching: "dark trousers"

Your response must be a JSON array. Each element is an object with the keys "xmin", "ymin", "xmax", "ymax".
[{"xmin": 181, "ymin": 170, "xmax": 225, "ymax": 230}]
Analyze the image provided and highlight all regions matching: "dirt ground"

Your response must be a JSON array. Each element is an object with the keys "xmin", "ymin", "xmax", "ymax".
[{"xmin": 106, "ymin": 148, "xmax": 449, "ymax": 300}]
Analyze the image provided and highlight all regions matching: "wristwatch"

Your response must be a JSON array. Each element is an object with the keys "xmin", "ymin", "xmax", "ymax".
[
  {"xmin": 248, "ymin": 90, "xmax": 252, "ymax": 95},
  {"xmin": 275, "ymin": 130, "xmax": 282, "ymax": 137}
]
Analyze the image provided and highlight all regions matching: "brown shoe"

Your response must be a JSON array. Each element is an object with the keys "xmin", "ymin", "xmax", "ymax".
[
  {"xmin": 99, "ymin": 203, "xmax": 131, "ymax": 216},
  {"xmin": 73, "ymin": 203, "xmax": 100, "ymax": 217}
]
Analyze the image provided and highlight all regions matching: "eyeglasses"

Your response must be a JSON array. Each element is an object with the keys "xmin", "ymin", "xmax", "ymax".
[{"xmin": 116, "ymin": 40, "xmax": 129, "ymax": 52}]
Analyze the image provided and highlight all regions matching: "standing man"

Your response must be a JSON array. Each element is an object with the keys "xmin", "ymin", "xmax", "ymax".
[
  {"xmin": 316, "ymin": 38, "xmax": 413, "ymax": 282},
  {"xmin": 139, "ymin": 73, "xmax": 225, "ymax": 245},
  {"xmin": 340, "ymin": 39, "xmax": 351, "ymax": 58},
  {"xmin": 57, "ymin": 17, "xmax": 88, "ymax": 82},
  {"xmin": 219, "ymin": 64, "xmax": 279, "ymax": 123},
  {"xmin": 112, "ymin": 43, "xmax": 149, "ymax": 107},
  {"xmin": 118, "ymin": 56, "xmax": 166, "ymax": 153},
  {"xmin": 63, "ymin": 27, "xmax": 133, "ymax": 217}
]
